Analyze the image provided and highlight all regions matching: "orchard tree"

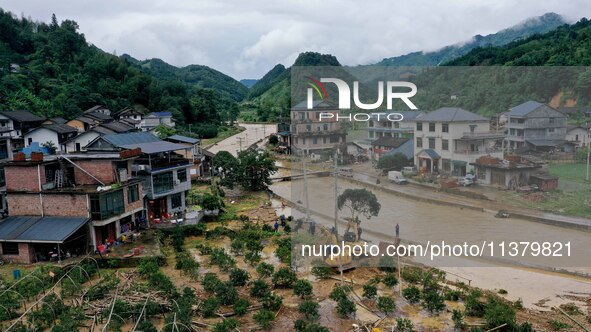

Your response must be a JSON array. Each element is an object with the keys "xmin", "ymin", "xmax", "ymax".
[
  {"xmin": 337, "ymin": 188, "xmax": 381, "ymax": 236},
  {"xmin": 376, "ymin": 152, "xmax": 409, "ymax": 170},
  {"xmin": 293, "ymin": 279, "xmax": 313, "ymax": 298},
  {"xmin": 377, "ymin": 296, "xmax": 396, "ymax": 315},
  {"xmin": 212, "ymin": 151, "xmax": 238, "ymax": 187},
  {"xmin": 236, "ymin": 148, "xmax": 278, "ymax": 191}
]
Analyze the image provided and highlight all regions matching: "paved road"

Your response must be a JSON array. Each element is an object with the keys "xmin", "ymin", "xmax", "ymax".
[{"xmin": 206, "ymin": 123, "xmax": 277, "ymax": 157}]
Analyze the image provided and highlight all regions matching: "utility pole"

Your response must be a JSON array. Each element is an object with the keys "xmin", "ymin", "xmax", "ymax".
[
  {"xmin": 333, "ymin": 149, "xmax": 343, "ymax": 283},
  {"xmin": 586, "ymin": 128, "xmax": 590, "ymax": 182},
  {"xmin": 237, "ymin": 137, "xmax": 245, "ymax": 152},
  {"xmin": 302, "ymin": 154, "xmax": 311, "ymax": 221}
]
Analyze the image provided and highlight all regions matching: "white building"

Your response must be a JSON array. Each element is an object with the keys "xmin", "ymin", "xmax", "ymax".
[
  {"xmin": 141, "ymin": 112, "xmax": 175, "ymax": 132},
  {"xmin": 412, "ymin": 107, "xmax": 503, "ymax": 176},
  {"xmin": 24, "ymin": 124, "xmax": 78, "ymax": 153},
  {"xmin": 566, "ymin": 125, "xmax": 590, "ymax": 148},
  {"xmin": 63, "ymin": 126, "xmax": 116, "ymax": 153}
]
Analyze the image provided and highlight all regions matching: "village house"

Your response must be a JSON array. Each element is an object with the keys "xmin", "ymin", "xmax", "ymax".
[
  {"xmin": 84, "ymin": 132, "xmax": 192, "ymax": 225},
  {"xmin": 63, "ymin": 126, "xmax": 116, "ymax": 153},
  {"xmin": 471, "ymin": 155, "xmax": 542, "ymax": 190},
  {"xmin": 165, "ymin": 134, "xmax": 205, "ymax": 178},
  {"xmin": 290, "ymin": 100, "xmax": 346, "ymax": 157},
  {"xmin": 141, "ymin": 112, "xmax": 176, "ymax": 132},
  {"xmin": 367, "ymin": 111, "xmax": 422, "ymax": 141},
  {"xmin": 412, "ymin": 107, "xmax": 504, "ymax": 176},
  {"xmin": 566, "ymin": 124, "xmax": 590, "ymax": 148},
  {"xmin": 66, "ymin": 105, "xmax": 115, "ymax": 133},
  {"xmin": 370, "ymin": 137, "xmax": 411, "ymax": 160},
  {"xmin": 0, "ymin": 150, "xmax": 144, "ymax": 263},
  {"xmin": 0, "ymin": 110, "xmax": 46, "ymax": 155},
  {"xmin": 505, "ymin": 101, "xmax": 568, "ymax": 151},
  {"xmin": 24, "ymin": 123, "xmax": 78, "ymax": 152}
]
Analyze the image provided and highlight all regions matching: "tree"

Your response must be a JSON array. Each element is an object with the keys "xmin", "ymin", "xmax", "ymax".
[
  {"xmin": 268, "ymin": 134, "xmax": 279, "ymax": 145},
  {"xmin": 261, "ymin": 293, "xmax": 283, "ymax": 311},
  {"xmin": 402, "ymin": 286, "xmax": 421, "ymax": 304},
  {"xmin": 337, "ymin": 188, "xmax": 381, "ymax": 236},
  {"xmin": 383, "ymin": 273, "xmax": 399, "ymax": 288},
  {"xmin": 484, "ymin": 297, "xmax": 516, "ymax": 329},
  {"xmin": 254, "ymin": 309, "xmax": 275, "ymax": 330},
  {"xmin": 362, "ymin": 283, "xmax": 378, "ymax": 299},
  {"xmin": 201, "ymin": 193, "xmax": 222, "ymax": 211},
  {"xmin": 201, "ymin": 297, "xmax": 220, "ymax": 317},
  {"xmin": 272, "ymin": 267, "xmax": 297, "ymax": 288},
  {"xmin": 215, "ymin": 281, "xmax": 239, "ymax": 305},
  {"xmin": 213, "ymin": 318, "xmax": 239, "ymax": 332},
  {"xmin": 422, "ymin": 289, "xmax": 445, "ymax": 313},
  {"xmin": 250, "ymin": 279, "xmax": 271, "ymax": 298},
  {"xmin": 293, "ymin": 279, "xmax": 313, "ymax": 298},
  {"xmin": 298, "ymin": 300, "xmax": 320, "ymax": 320},
  {"xmin": 229, "ymin": 268, "xmax": 250, "ymax": 287},
  {"xmin": 256, "ymin": 262, "xmax": 275, "ymax": 278},
  {"xmin": 311, "ymin": 265, "xmax": 332, "ymax": 279},
  {"xmin": 377, "ymin": 296, "xmax": 396, "ymax": 315},
  {"xmin": 395, "ymin": 318, "xmax": 414, "ymax": 332},
  {"xmin": 235, "ymin": 148, "xmax": 278, "ymax": 191},
  {"xmin": 212, "ymin": 151, "xmax": 237, "ymax": 186},
  {"xmin": 154, "ymin": 124, "xmax": 176, "ymax": 139},
  {"xmin": 233, "ymin": 298, "xmax": 250, "ymax": 316},
  {"xmin": 377, "ymin": 152, "xmax": 409, "ymax": 170},
  {"xmin": 336, "ymin": 298, "xmax": 356, "ymax": 318}
]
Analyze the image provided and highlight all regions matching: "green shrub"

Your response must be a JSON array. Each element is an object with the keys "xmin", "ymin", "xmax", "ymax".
[
  {"xmin": 202, "ymin": 272, "xmax": 222, "ymax": 293},
  {"xmin": 298, "ymin": 300, "xmax": 320, "ymax": 320},
  {"xmin": 256, "ymin": 262, "xmax": 275, "ymax": 278},
  {"xmin": 548, "ymin": 319, "xmax": 571, "ymax": 330},
  {"xmin": 330, "ymin": 285, "xmax": 352, "ymax": 302},
  {"xmin": 229, "ymin": 268, "xmax": 250, "ymax": 287},
  {"xmin": 452, "ymin": 309, "xmax": 465, "ymax": 329},
  {"xmin": 213, "ymin": 318, "xmax": 239, "ymax": 332},
  {"xmin": 382, "ymin": 273, "xmax": 399, "ymax": 287},
  {"xmin": 250, "ymin": 279, "xmax": 271, "ymax": 298},
  {"xmin": 336, "ymin": 298, "xmax": 356, "ymax": 318},
  {"xmin": 402, "ymin": 286, "xmax": 421, "ymax": 304},
  {"xmin": 484, "ymin": 297, "xmax": 516, "ymax": 329},
  {"xmin": 311, "ymin": 265, "xmax": 332, "ymax": 279},
  {"xmin": 201, "ymin": 297, "xmax": 220, "ymax": 317},
  {"xmin": 363, "ymin": 283, "xmax": 378, "ymax": 299},
  {"xmin": 377, "ymin": 296, "xmax": 396, "ymax": 315},
  {"xmin": 262, "ymin": 293, "xmax": 283, "ymax": 311},
  {"xmin": 272, "ymin": 267, "xmax": 297, "ymax": 288},
  {"xmin": 215, "ymin": 281, "xmax": 239, "ymax": 305},
  {"xmin": 422, "ymin": 289, "xmax": 445, "ymax": 313},
  {"xmin": 395, "ymin": 318, "xmax": 414, "ymax": 331},
  {"xmin": 254, "ymin": 309, "xmax": 275, "ymax": 330},
  {"xmin": 233, "ymin": 298, "xmax": 250, "ymax": 316},
  {"xmin": 293, "ymin": 279, "xmax": 313, "ymax": 298},
  {"xmin": 401, "ymin": 267, "xmax": 423, "ymax": 284}
]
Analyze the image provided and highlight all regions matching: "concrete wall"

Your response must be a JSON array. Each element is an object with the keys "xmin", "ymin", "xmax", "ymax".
[
  {"xmin": 65, "ymin": 131, "xmax": 101, "ymax": 152},
  {"xmin": 24, "ymin": 128, "xmax": 59, "ymax": 149}
]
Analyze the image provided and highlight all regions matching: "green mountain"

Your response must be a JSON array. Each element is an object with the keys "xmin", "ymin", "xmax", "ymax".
[
  {"xmin": 240, "ymin": 79, "xmax": 258, "ymax": 88},
  {"xmin": 243, "ymin": 52, "xmax": 343, "ymax": 121},
  {"xmin": 0, "ymin": 9, "xmax": 239, "ymax": 128},
  {"xmin": 122, "ymin": 55, "xmax": 248, "ymax": 101},
  {"xmin": 375, "ymin": 12, "xmax": 566, "ymax": 66}
]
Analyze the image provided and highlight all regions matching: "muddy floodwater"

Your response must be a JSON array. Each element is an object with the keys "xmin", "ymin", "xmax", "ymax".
[{"xmin": 270, "ymin": 172, "xmax": 591, "ymax": 309}]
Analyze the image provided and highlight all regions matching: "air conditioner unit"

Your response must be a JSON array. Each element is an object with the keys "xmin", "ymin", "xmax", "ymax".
[{"xmin": 175, "ymin": 179, "xmax": 181, "ymax": 185}]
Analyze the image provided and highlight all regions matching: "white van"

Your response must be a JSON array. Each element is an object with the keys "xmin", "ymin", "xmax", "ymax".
[
  {"xmin": 388, "ymin": 170, "xmax": 408, "ymax": 184},
  {"xmin": 337, "ymin": 167, "xmax": 354, "ymax": 177}
]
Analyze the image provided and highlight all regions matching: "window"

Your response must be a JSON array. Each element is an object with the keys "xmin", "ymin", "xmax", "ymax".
[
  {"xmin": 90, "ymin": 190, "xmax": 125, "ymax": 220},
  {"xmin": 2, "ymin": 242, "xmax": 19, "ymax": 255},
  {"xmin": 442, "ymin": 139, "xmax": 449, "ymax": 151},
  {"xmin": 416, "ymin": 137, "xmax": 423, "ymax": 148},
  {"xmin": 127, "ymin": 184, "xmax": 139, "ymax": 203},
  {"xmin": 323, "ymin": 137, "xmax": 327, "ymax": 144},
  {"xmin": 323, "ymin": 123, "xmax": 328, "ymax": 131},
  {"xmin": 27, "ymin": 138, "xmax": 32, "ymax": 145},
  {"xmin": 330, "ymin": 136, "xmax": 339, "ymax": 143},
  {"xmin": 369, "ymin": 131, "xmax": 374, "ymax": 138},
  {"xmin": 302, "ymin": 138, "xmax": 306, "ymax": 144},
  {"xmin": 313, "ymin": 138, "xmax": 318, "ymax": 145},
  {"xmin": 429, "ymin": 123, "xmax": 435, "ymax": 132},
  {"xmin": 549, "ymin": 118, "xmax": 555, "ymax": 124},
  {"xmin": 428, "ymin": 138, "xmax": 435, "ymax": 149},
  {"xmin": 306, "ymin": 125, "xmax": 311, "ymax": 132},
  {"xmin": 442, "ymin": 123, "xmax": 449, "ymax": 133},
  {"xmin": 548, "ymin": 128, "xmax": 555, "ymax": 133},
  {"xmin": 171, "ymin": 193, "xmax": 183, "ymax": 209},
  {"xmin": 177, "ymin": 169, "xmax": 187, "ymax": 183},
  {"xmin": 442, "ymin": 159, "xmax": 451, "ymax": 172},
  {"xmin": 416, "ymin": 122, "xmax": 422, "ymax": 131},
  {"xmin": 75, "ymin": 143, "xmax": 81, "ymax": 151},
  {"xmin": 153, "ymin": 172, "xmax": 174, "ymax": 194},
  {"xmin": 369, "ymin": 120, "xmax": 374, "ymax": 127}
]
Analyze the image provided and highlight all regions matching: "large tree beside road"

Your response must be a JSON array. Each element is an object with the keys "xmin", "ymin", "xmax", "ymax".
[
  {"xmin": 337, "ymin": 188, "xmax": 381, "ymax": 238},
  {"xmin": 213, "ymin": 148, "xmax": 277, "ymax": 191}
]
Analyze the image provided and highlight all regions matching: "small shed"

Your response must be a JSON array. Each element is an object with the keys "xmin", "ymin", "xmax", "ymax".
[{"xmin": 529, "ymin": 174, "xmax": 559, "ymax": 191}]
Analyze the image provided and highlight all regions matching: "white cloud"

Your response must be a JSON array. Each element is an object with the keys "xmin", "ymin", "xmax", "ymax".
[{"xmin": 2, "ymin": 0, "xmax": 591, "ymax": 79}]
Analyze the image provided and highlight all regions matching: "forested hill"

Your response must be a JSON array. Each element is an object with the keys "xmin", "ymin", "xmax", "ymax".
[
  {"xmin": 375, "ymin": 12, "xmax": 566, "ymax": 66},
  {"xmin": 445, "ymin": 18, "xmax": 591, "ymax": 66},
  {"xmin": 122, "ymin": 55, "xmax": 249, "ymax": 101},
  {"xmin": 0, "ymin": 9, "xmax": 238, "ymax": 127}
]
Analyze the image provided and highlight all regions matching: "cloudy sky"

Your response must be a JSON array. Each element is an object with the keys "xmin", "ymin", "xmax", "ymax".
[{"xmin": 3, "ymin": 0, "xmax": 591, "ymax": 80}]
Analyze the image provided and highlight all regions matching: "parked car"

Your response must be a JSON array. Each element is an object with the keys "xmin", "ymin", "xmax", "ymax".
[
  {"xmin": 337, "ymin": 167, "xmax": 354, "ymax": 177},
  {"xmin": 458, "ymin": 174, "xmax": 476, "ymax": 186},
  {"xmin": 388, "ymin": 170, "xmax": 408, "ymax": 184}
]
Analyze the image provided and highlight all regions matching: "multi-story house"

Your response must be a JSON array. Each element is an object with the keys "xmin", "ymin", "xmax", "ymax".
[
  {"xmin": 412, "ymin": 107, "xmax": 503, "ymax": 176},
  {"xmin": 0, "ymin": 110, "xmax": 46, "ymax": 155},
  {"xmin": 85, "ymin": 132, "xmax": 192, "ymax": 224},
  {"xmin": 0, "ymin": 150, "xmax": 144, "ymax": 263},
  {"xmin": 367, "ymin": 111, "xmax": 423, "ymax": 141},
  {"xmin": 24, "ymin": 124, "xmax": 78, "ymax": 152},
  {"xmin": 505, "ymin": 101, "xmax": 567, "ymax": 151},
  {"xmin": 290, "ymin": 100, "xmax": 346, "ymax": 157},
  {"xmin": 141, "ymin": 112, "xmax": 176, "ymax": 132}
]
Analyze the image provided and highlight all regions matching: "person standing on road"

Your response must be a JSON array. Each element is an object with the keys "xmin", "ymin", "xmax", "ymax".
[
  {"xmin": 274, "ymin": 220, "xmax": 279, "ymax": 232},
  {"xmin": 395, "ymin": 223, "xmax": 400, "ymax": 238}
]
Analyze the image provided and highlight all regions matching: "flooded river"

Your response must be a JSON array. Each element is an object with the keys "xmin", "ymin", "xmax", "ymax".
[{"xmin": 270, "ymin": 168, "xmax": 591, "ymax": 309}]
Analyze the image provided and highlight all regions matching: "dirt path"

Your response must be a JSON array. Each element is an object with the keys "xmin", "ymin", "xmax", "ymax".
[{"xmin": 206, "ymin": 123, "xmax": 277, "ymax": 157}]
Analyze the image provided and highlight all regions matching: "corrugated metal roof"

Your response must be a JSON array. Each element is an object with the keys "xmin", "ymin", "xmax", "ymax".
[
  {"xmin": 167, "ymin": 135, "xmax": 199, "ymax": 144},
  {"xmin": 384, "ymin": 139, "xmax": 414, "ymax": 159},
  {"xmin": 508, "ymin": 101, "xmax": 544, "ymax": 116},
  {"xmin": 371, "ymin": 137, "xmax": 409, "ymax": 148},
  {"xmin": 101, "ymin": 121, "xmax": 134, "ymax": 133},
  {"xmin": 103, "ymin": 132, "xmax": 161, "ymax": 147},
  {"xmin": 121, "ymin": 141, "xmax": 191, "ymax": 154},
  {"xmin": 0, "ymin": 216, "xmax": 89, "ymax": 243},
  {"xmin": 415, "ymin": 107, "xmax": 487, "ymax": 122},
  {"xmin": 416, "ymin": 148, "xmax": 441, "ymax": 159}
]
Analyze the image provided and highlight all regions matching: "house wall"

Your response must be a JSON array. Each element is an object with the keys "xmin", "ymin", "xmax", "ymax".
[
  {"xmin": 0, "ymin": 243, "xmax": 35, "ymax": 264},
  {"xmin": 66, "ymin": 119, "xmax": 87, "ymax": 133},
  {"xmin": 5, "ymin": 165, "xmax": 42, "ymax": 192},
  {"xmin": 566, "ymin": 128, "xmax": 590, "ymax": 147},
  {"xmin": 73, "ymin": 159, "xmax": 117, "ymax": 185},
  {"xmin": 7, "ymin": 193, "xmax": 89, "ymax": 216},
  {"xmin": 24, "ymin": 128, "xmax": 59, "ymax": 149},
  {"xmin": 65, "ymin": 131, "xmax": 101, "ymax": 152}
]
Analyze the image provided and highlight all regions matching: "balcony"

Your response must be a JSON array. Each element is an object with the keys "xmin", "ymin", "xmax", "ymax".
[
  {"xmin": 454, "ymin": 147, "xmax": 502, "ymax": 155},
  {"xmin": 460, "ymin": 131, "xmax": 505, "ymax": 139},
  {"xmin": 294, "ymin": 129, "xmax": 346, "ymax": 137}
]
